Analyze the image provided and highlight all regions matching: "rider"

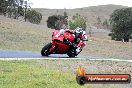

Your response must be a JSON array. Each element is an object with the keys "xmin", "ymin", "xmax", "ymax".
[
  {"xmin": 56, "ymin": 26, "xmax": 88, "ymax": 53},
  {"xmin": 54, "ymin": 12, "xmax": 88, "ymax": 53},
  {"xmin": 74, "ymin": 27, "xmax": 88, "ymax": 53}
]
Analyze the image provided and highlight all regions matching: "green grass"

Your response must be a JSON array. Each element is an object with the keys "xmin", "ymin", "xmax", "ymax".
[
  {"xmin": 1, "ymin": 60, "xmax": 132, "ymax": 88},
  {"xmin": 0, "ymin": 60, "xmax": 92, "ymax": 88}
]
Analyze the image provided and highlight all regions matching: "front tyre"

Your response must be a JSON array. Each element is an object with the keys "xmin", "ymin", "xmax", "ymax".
[
  {"xmin": 67, "ymin": 49, "xmax": 77, "ymax": 58},
  {"xmin": 41, "ymin": 43, "xmax": 52, "ymax": 56}
]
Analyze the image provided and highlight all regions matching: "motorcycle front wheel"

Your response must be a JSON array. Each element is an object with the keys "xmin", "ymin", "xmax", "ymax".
[
  {"xmin": 41, "ymin": 43, "xmax": 52, "ymax": 56},
  {"xmin": 67, "ymin": 49, "xmax": 77, "ymax": 58}
]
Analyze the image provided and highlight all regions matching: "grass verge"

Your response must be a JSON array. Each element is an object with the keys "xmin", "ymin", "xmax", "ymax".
[
  {"xmin": 1, "ymin": 60, "xmax": 132, "ymax": 88},
  {"xmin": 0, "ymin": 60, "xmax": 91, "ymax": 88}
]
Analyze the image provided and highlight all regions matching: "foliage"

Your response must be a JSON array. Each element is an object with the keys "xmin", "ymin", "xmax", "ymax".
[
  {"xmin": 69, "ymin": 13, "xmax": 87, "ymax": 30},
  {"xmin": 63, "ymin": 11, "xmax": 68, "ymax": 26},
  {"xmin": 47, "ymin": 13, "xmax": 68, "ymax": 29},
  {"xmin": 96, "ymin": 16, "xmax": 102, "ymax": 29},
  {"xmin": 0, "ymin": 0, "xmax": 8, "ymax": 15},
  {"xmin": 26, "ymin": 10, "xmax": 42, "ymax": 24},
  {"xmin": 0, "ymin": 0, "xmax": 25, "ymax": 18},
  {"xmin": 47, "ymin": 15, "xmax": 59, "ymax": 29},
  {"xmin": 64, "ymin": 11, "xmax": 67, "ymax": 17},
  {"xmin": 97, "ymin": 16, "xmax": 102, "ymax": 24},
  {"xmin": 110, "ymin": 8, "xmax": 132, "ymax": 42},
  {"xmin": 102, "ymin": 19, "xmax": 110, "ymax": 29},
  {"xmin": 0, "ymin": 0, "xmax": 42, "ymax": 24}
]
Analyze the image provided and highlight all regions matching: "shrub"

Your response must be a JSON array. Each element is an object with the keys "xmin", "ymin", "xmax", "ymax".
[
  {"xmin": 47, "ymin": 15, "xmax": 68, "ymax": 29},
  {"xmin": 26, "ymin": 10, "xmax": 42, "ymax": 24},
  {"xmin": 110, "ymin": 8, "xmax": 132, "ymax": 42},
  {"xmin": 69, "ymin": 13, "xmax": 87, "ymax": 30}
]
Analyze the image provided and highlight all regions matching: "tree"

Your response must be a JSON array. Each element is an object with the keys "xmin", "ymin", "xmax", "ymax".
[
  {"xmin": 102, "ymin": 19, "xmax": 109, "ymax": 29},
  {"xmin": 6, "ymin": 0, "xmax": 25, "ymax": 19},
  {"xmin": 26, "ymin": 10, "xmax": 42, "ymax": 24},
  {"xmin": 0, "ymin": 0, "xmax": 8, "ymax": 16},
  {"xmin": 64, "ymin": 11, "xmax": 67, "ymax": 17},
  {"xmin": 0, "ymin": 0, "xmax": 42, "ymax": 24},
  {"xmin": 0, "ymin": 0, "xmax": 28, "ymax": 19},
  {"xmin": 110, "ymin": 8, "xmax": 132, "ymax": 42},
  {"xmin": 63, "ymin": 11, "xmax": 68, "ymax": 26},
  {"xmin": 47, "ymin": 15, "xmax": 59, "ymax": 29},
  {"xmin": 97, "ymin": 16, "xmax": 102, "ymax": 29},
  {"xmin": 69, "ymin": 13, "xmax": 87, "ymax": 30},
  {"xmin": 47, "ymin": 14, "xmax": 68, "ymax": 29}
]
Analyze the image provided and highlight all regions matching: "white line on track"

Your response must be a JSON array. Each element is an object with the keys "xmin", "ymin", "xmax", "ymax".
[{"xmin": 1, "ymin": 58, "xmax": 132, "ymax": 62}]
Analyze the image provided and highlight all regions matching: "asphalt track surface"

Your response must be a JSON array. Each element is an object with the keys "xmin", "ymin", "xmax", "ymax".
[{"xmin": 0, "ymin": 50, "xmax": 132, "ymax": 62}]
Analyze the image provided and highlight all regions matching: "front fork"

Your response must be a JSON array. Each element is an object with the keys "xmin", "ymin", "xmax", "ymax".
[{"xmin": 77, "ymin": 40, "xmax": 85, "ymax": 48}]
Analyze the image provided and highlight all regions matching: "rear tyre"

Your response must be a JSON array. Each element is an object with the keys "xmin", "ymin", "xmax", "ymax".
[{"xmin": 41, "ymin": 43, "xmax": 52, "ymax": 56}]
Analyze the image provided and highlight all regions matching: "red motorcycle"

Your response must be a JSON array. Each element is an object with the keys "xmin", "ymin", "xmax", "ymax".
[{"xmin": 41, "ymin": 30, "xmax": 88, "ymax": 57}]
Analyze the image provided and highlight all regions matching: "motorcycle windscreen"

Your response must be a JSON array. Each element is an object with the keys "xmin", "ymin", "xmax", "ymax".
[{"xmin": 53, "ymin": 35, "xmax": 64, "ymax": 42}]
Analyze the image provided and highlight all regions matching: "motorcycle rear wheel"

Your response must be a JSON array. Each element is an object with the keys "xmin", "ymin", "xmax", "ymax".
[{"xmin": 41, "ymin": 43, "xmax": 52, "ymax": 56}]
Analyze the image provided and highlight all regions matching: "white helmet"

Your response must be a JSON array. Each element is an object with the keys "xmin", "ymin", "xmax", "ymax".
[{"xmin": 75, "ymin": 27, "xmax": 83, "ymax": 34}]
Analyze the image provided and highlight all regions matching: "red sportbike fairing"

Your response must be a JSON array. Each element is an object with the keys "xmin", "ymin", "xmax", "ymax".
[{"xmin": 41, "ymin": 30, "xmax": 87, "ymax": 57}]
